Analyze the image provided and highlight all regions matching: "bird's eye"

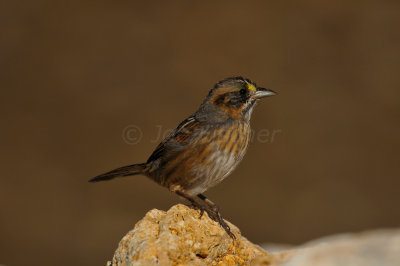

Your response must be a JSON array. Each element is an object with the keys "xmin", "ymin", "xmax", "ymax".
[{"xmin": 239, "ymin": 88, "xmax": 247, "ymax": 95}]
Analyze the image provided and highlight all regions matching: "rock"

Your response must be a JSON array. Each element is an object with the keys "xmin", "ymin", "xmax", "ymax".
[
  {"xmin": 108, "ymin": 204, "xmax": 289, "ymax": 265},
  {"xmin": 107, "ymin": 204, "xmax": 400, "ymax": 266},
  {"xmin": 279, "ymin": 229, "xmax": 400, "ymax": 266}
]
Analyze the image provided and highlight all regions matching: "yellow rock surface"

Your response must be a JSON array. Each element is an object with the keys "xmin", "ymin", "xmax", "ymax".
[
  {"xmin": 109, "ymin": 204, "xmax": 288, "ymax": 265},
  {"xmin": 107, "ymin": 204, "xmax": 400, "ymax": 265}
]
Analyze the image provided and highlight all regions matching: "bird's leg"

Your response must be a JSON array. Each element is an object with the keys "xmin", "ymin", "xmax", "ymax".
[
  {"xmin": 175, "ymin": 191, "xmax": 205, "ymax": 218},
  {"xmin": 197, "ymin": 193, "xmax": 236, "ymax": 240}
]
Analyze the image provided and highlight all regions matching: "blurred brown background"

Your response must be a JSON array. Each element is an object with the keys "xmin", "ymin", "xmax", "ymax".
[{"xmin": 1, "ymin": 1, "xmax": 399, "ymax": 265}]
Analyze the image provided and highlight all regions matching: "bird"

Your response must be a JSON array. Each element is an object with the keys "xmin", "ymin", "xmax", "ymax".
[{"xmin": 89, "ymin": 77, "xmax": 276, "ymax": 239}]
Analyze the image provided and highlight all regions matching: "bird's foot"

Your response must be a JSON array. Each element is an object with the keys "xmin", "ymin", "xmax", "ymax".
[
  {"xmin": 203, "ymin": 205, "xmax": 236, "ymax": 240},
  {"xmin": 175, "ymin": 190, "xmax": 235, "ymax": 239},
  {"xmin": 188, "ymin": 201, "xmax": 206, "ymax": 218}
]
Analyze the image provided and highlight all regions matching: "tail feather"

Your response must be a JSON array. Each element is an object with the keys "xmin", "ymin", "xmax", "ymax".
[{"xmin": 89, "ymin": 163, "xmax": 147, "ymax": 182}]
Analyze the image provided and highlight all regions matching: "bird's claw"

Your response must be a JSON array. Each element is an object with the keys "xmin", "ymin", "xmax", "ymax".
[
  {"xmin": 199, "ymin": 208, "xmax": 205, "ymax": 218},
  {"xmin": 203, "ymin": 206, "xmax": 236, "ymax": 240},
  {"xmin": 188, "ymin": 202, "xmax": 206, "ymax": 219}
]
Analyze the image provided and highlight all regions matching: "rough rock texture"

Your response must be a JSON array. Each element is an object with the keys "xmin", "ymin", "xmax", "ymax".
[
  {"xmin": 108, "ymin": 204, "xmax": 400, "ymax": 266},
  {"xmin": 109, "ymin": 204, "xmax": 289, "ymax": 265},
  {"xmin": 279, "ymin": 229, "xmax": 400, "ymax": 266}
]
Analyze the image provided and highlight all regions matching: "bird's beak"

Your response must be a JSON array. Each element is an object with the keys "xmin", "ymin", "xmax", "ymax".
[{"xmin": 253, "ymin": 87, "xmax": 276, "ymax": 99}]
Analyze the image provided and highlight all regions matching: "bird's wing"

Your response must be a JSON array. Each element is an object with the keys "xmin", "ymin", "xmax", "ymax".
[{"xmin": 146, "ymin": 116, "xmax": 202, "ymax": 163}]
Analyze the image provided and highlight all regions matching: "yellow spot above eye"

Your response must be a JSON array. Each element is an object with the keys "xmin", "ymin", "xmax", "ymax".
[{"xmin": 247, "ymin": 83, "xmax": 256, "ymax": 91}]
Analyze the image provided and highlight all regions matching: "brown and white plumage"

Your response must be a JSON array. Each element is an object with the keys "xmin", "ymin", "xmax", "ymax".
[
  {"xmin": 90, "ymin": 76, "xmax": 276, "ymax": 238},
  {"xmin": 150, "ymin": 118, "xmax": 251, "ymax": 196}
]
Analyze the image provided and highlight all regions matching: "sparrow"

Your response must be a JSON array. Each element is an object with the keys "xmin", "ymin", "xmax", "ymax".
[{"xmin": 90, "ymin": 77, "xmax": 276, "ymax": 239}]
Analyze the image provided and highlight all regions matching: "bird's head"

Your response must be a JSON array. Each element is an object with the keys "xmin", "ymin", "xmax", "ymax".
[{"xmin": 200, "ymin": 77, "xmax": 276, "ymax": 121}]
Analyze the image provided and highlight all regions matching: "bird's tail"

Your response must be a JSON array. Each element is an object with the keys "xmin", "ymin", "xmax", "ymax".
[{"xmin": 89, "ymin": 163, "xmax": 147, "ymax": 182}]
